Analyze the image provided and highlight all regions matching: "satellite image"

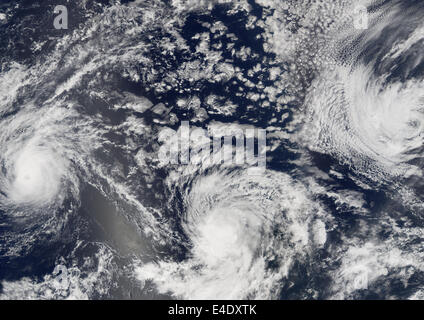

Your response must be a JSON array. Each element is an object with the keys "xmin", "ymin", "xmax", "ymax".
[{"xmin": 0, "ymin": 0, "xmax": 424, "ymax": 300}]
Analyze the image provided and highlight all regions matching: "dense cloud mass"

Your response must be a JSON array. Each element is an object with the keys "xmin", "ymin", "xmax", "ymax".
[{"xmin": 0, "ymin": 0, "xmax": 424, "ymax": 300}]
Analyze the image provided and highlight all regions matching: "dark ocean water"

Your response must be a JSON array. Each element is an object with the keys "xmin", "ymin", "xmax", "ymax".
[{"xmin": 0, "ymin": 0, "xmax": 423, "ymax": 300}]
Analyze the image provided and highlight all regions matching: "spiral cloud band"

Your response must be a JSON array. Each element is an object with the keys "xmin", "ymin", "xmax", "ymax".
[{"xmin": 0, "ymin": 0, "xmax": 424, "ymax": 300}]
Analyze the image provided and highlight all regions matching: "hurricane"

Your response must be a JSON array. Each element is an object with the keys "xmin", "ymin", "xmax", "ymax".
[
  {"xmin": 1, "ymin": 0, "xmax": 424, "ymax": 301},
  {"xmin": 135, "ymin": 166, "xmax": 329, "ymax": 299},
  {"xmin": 301, "ymin": 0, "xmax": 424, "ymax": 187}
]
